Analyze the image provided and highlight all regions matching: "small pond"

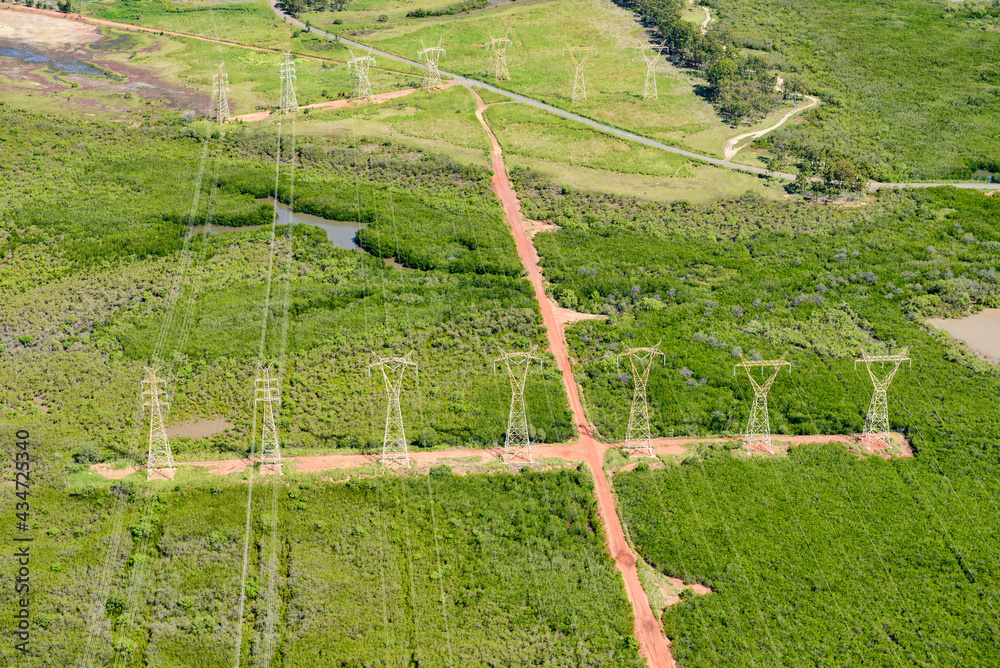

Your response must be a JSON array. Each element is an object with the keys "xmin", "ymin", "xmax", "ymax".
[
  {"xmin": 190, "ymin": 198, "xmax": 403, "ymax": 268},
  {"xmin": 927, "ymin": 308, "xmax": 1000, "ymax": 364},
  {"xmin": 258, "ymin": 197, "xmax": 367, "ymax": 251}
]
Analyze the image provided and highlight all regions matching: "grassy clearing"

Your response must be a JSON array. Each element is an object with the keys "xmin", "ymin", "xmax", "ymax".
[
  {"xmin": 484, "ymin": 102, "xmax": 692, "ymax": 178},
  {"xmin": 507, "ymin": 156, "xmax": 785, "ymax": 204},
  {"xmin": 304, "ymin": 0, "xmax": 728, "ymax": 145},
  {"xmin": 296, "ymin": 84, "xmax": 491, "ymax": 158}
]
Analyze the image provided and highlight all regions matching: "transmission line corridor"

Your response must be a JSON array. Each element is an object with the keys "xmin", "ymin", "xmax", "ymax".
[{"xmin": 468, "ymin": 85, "xmax": 675, "ymax": 668}]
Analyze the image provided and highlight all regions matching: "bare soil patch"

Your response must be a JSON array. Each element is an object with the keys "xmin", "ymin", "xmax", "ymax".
[{"xmin": 1, "ymin": 6, "xmax": 209, "ymax": 113}]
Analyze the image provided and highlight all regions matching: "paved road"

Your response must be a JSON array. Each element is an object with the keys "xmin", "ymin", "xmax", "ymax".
[{"xmin": 265, "ymin": 0, "xmax": 998, "ymax": 191}]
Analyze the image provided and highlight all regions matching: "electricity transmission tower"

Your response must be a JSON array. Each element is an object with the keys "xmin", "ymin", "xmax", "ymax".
[
  {"xmin": 636, "ymin": 44, "xmax": 664, "ymax": 101},
  {"xmin": 369, "ymin": 352, "xmax": 418, "ymax": 467},
  {"xmin": 495, "ymin": 347, "xmax": 540, "ymax": 464},
  {"xmin": 142, "ymin": 366, "xmax": 175, "ymax": 480},
  {"xmin": 255, "ymin": 365, "xmax": 283, "ymax": 475},
  {"xmin": 417, "ymin": 38, "xmax": 446, "ymax": 91},
  {"xmin": 484, "ymin": 28, "xmax": 514, "ymax": 82},
  {"xmin": 212, "ymin": 62, "xmax": 230, "ymax": 124},
  {"xmin": 278, "ymin": 52, "xmax": 299, "ymax": 116},
  {"xmin": 564, "ymin": 45, "xmax": 593, "ymax": 103},
  {"xmin": 734, "ymin": 353, "xmax": 791, "ymax": 454},
  {"xmin": 618, "ymin": 342, "xmax": 665, "ymax": 457},
  {"xmin": 347, "ymin": 47, "xmax": 377, "ymax": 103},
  {"xmin": 856, "ymin": 347, "xmax": 910, "ymax": 452}
]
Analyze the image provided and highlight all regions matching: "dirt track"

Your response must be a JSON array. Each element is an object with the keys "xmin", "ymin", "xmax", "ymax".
[
  {"xmin": 470, "ymin": 86, "xmax": 677, "ymax": 668},
  {"xmin": 723, "ymin": 94, "xmax": 821, "ymax": 160}
]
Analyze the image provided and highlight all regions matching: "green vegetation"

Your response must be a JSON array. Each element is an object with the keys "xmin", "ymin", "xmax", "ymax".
[
  {"xmin": 0, "ymin": 470, "xmax": 645, "ymax": 667},
  {"xmin": 300, "ymin": 0, "xmax": 730, "ymax": 146},
  {"xmin": 518, "ymin": 171, "xmax": 1000, "ymax": 454},
  {"xmin": 0, "ymin": 106, "xmax": 574, "ymax": 456},
  {"xmin": 710, "ymin": 0, "xmax": 1000, "ymax": 181},
  {"xmin": 297, "ymin": 85, "xmax": 492, "ymax": 165},
  {"xmin": 485, "ymin": 103, "xmax": 693, "ymax": 179},
  {"xmin": 615, "ymin": 445, "xmax": 1000, "ymax": 666}
]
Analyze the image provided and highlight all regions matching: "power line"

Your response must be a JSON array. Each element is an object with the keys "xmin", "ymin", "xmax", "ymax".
[
  {"xmin": 348, "ymin": 46, "xmax": 377, "ymax": 103},
  {"xmin": 278, "ymin": 52, "xmax": 299, "ymax": 116},
  {"xmin": 484, "ymin": 28, "xmax": 514, "ymax": 82},
  {"xmin": 855, "ymin": 347, "xmax": 910, "ymax": 454},
  {"xmin": 369, "ymin": 351, "xmax": 418, "ymax": 467},
  {"xmin": 255, "ymin": 364, "xmax": 283, "ymax": 474},
  {"xmin": 141, "ymin": 366, "xmax": 175, "ymax": 480},
  {"xmin": 618, "ymin": 342, "xmax": 665, "ymax": 457},
  {"xmin": 213, "ymin": 61, "xmax": 231, "ymax": 124},
  {"xmin": 634, "ymin": 43, "xmax": 664, "ymax": 101},
  {"xmin": 563, "ymin": 45, "xmax": 593, "ymax": 103},
  {"xmin": 734, "ymin": 353, "xmax": 791, "ymax": 454},
  {"xmin": 417, "ymin": 38, "xmax": 446, "ymax": 91},
  {"xmin": 494, "ymin": 346, "xmax": 541, "ymax": 464}
]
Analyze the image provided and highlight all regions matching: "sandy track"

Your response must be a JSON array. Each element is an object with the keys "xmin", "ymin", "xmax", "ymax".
[
  {"xmin": 723, "ymin": 94, "xmax": 820, "ymax": 160},
  {"xmin": 688, "ymin": 0, "xmax": 712, "ymax": 35}
]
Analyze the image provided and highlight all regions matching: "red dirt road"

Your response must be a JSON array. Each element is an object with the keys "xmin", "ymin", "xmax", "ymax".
[{"xmin": 470, "ymin": 86, "xmax": 677, "ymax": 668}]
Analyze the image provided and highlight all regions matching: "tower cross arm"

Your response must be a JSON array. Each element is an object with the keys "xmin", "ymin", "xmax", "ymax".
[
  {"xmin": 855, "ymin": 347, "xmax": 911, "ymax": 366},
  {"xmin": 733, "ymin": 353, "xmax": 791, "ymax": 374}
]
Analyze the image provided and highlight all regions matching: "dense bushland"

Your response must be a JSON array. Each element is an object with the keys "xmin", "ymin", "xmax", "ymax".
[
  {"xmin": 0, "ymin": 109, "xmax": 574, "ymax": 454},
  {"xmin": 711, "ymin": 0, "xmax": 1000, "ymax": 181},
  {"xmin": 616, "ymin": 446, "xmax": 1000, "ymax": 667},
  {"xmin": 522, "ymin": 173, "xmax": 1000, "ymax": 460},
  {"xmin": 613, "ymin": 0, "xmax": 1000, "ymax": 180},
  {"xmin": 0, "ymin": 471, "xmax": 645, "ymax": 667}
]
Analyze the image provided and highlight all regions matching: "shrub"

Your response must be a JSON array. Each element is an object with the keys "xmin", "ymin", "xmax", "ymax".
[
  {"xmin": 129, "ymin": 522, "xmax": 153, "ymax": 539},
  {"xmin": 106, "ymin": 595, "xmax": 126, "ymax": 617},
  {"xmin": 416, "ymin": 427, "xmax": 440, "ymax": 448}
]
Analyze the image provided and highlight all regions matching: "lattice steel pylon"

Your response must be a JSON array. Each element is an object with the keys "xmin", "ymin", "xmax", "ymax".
[
  {"xmin": 347, "ymin": 46, "xmax": 377, "ymax": 103},
  {"xmin": 563, "ymin": 45, "xmax": 593, "ymax": 103},
  {"xmin": 142, "ymin": 366, "xmax": 175, "ymax": 480},
  {"xmin": 636, "ymin": 43, "xmax": 664, "ymax": 101},
  {"xmin": 495, "ymin": 346, "xmax": 540, "ymax": 464},
  {"xmin": 417, "ymin": 38, "xmax": 446, "ymax": 91},
  {"xmin": 855, "ymin": 347, "xmax": 910, "ymax": 453},
  {"xmin": 255, "ymin": 365, "xmax": 283, "ymax": 475},
  {"xmin": 618, "ymin": 342, "xmax": 665, "ymax": 457},
  {"xmin": 369, "ymin": 352, "xmax": 418, "ymax": 467},
  {"xmin": 212, "ymin": 62, "xmax": 231, "ymax": 124},
  {"xmin": 484, "ymin": 28, "xmax": 514, "ymax": 82},
  {"xmin": 278, "ymin": 52, "xmax": 299, "ymax": 116},
  {"xmin": 734, "ymin": 353, "xmax": 791, "ymax": 454}
]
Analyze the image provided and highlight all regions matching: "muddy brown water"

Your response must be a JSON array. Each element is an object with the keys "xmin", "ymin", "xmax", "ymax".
[
  {"xmin": 927, "ymin": 308, "xmax": 1000, "ymax": 364},
  {"xmin": 165, "ymin": 417, "xmax": 234, "ymax": 439}
]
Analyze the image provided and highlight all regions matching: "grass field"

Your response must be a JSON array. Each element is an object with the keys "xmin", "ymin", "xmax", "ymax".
[
  {"xmin": 297, "ymin": 0, "xmax": 737, "ymax": 147},
  {"xmin": 291, "ymin": 84, "xmax": 492, "ymax": 164}
]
